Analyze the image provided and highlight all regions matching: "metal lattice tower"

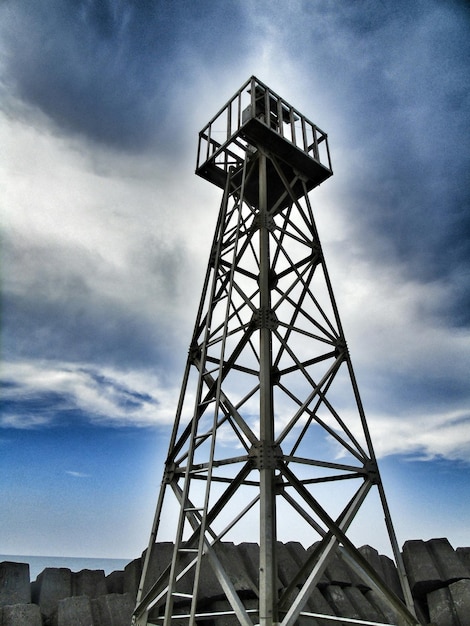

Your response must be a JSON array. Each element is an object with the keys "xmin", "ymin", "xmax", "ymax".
[{"xmin": 133, "ymin": 77, "xmax": 421, "ymax": 626}]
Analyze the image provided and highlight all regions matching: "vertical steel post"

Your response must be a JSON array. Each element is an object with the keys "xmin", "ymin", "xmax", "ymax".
[{"xmin": 258, "ymin": 150, "xmax": 278, "ymax": 626}]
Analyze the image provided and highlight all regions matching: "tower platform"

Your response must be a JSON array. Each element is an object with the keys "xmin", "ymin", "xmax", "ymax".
[{"xmin": 196, "ymin": 76, "xmax": 333, "ymax": 210}]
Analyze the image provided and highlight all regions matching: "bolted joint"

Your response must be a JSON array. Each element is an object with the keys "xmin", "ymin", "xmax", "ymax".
[
  {"xmin": 252, "ymin": 307, "xmax": 279, "ymax": 330},
  {"xmin": 334, "ymin": 337, "xmax": 348, "ymax": 359},
  {"xmin": 189, "ymin": 343, "xmax": 202, "ymax": 364},
  {"xmin": 249, "ymin": 441, "xmax": 284, "ymax": 470},
  {"xmin": 252, "ymin": 213, "xmax": 276, "ymax": 233},
  {"xmin": 163, "ymin": 461, "xmax": 176, "ymax": 484},
  {"xmin": 364, "ymin": 460, "xmax": 379, "ymax": 485}
]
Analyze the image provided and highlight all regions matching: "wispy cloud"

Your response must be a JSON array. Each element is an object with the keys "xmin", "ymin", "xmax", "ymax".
[
  {"xmin": 65, "ymin": 470, "xmax": 91, "ymax": 479},
  {"xmin": 1, "ymin": 360, "xmax": 180, "ymax": 428}
]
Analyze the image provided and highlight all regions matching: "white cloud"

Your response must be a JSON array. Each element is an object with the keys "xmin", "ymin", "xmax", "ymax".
[
  {"xmin": 370, "ymin": 408, "xmax": 470, "ymax": 462},
  {"xmin": 65, "ymin": 470, "xmax": 91, "ymax": 478},
  {"xmin": 1, "ymin": 359, "xmax": 181, "ymax": 428}
]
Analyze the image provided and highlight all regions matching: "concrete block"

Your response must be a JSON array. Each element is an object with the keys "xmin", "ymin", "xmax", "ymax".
[
  {"xmin": 286, "ymin": 542, "xmax": 330, "ymax": 590},
  {"xmin": 205, "ymin": 597, "xmax": 258, "ymax": 626},
  {"xmin": 123, "ymin": 557, "xmax": 142, "ymax": 600},
  {"xmin": 276, "ymin": 541, "xmax": 305, "ymax": 589},
  {"xmin": 427, "ymin": 538, "xmax": 470, "ymax": 583},
  {"xmin": 305, "ymin": 587, "xmax": 337, "ymax": 626},
  {"xmin": 402, "ymin": 539, "xmax": 442, "ymax": 597},
  {"xmin": 449, "ymin": 578, "xmax": 470, "ymax": 625},
  {"xmin": 237, "ymin": 543, "xmax": 261, "ymax": 589},
  {"xmin": 456, "ymin": 547, "xmax": 470, "ymax": 574},
  {"xmin": 427, "ymin": 586, "xmax": 457, "ymax": 626},
  {"xmin": 140, "ymin": 543, "xmax": 173, "ymax": 597},
  {"xmin": 344, "ymin": 586, "xmax": 386, "ymax": 623},
  {"xmin": 1, "ymin": 603, "xmax": 42, "ymax": 626},
  {"xmin": 364, "ymin": 589, "xmax": 398, "ymax": 625},
  {"xmin": 192, "ymin": 542, "xmax": 257, "ymax": 601},
  {"xmin": 324, "ymin": 553, "xmax": 352, "ymax": 588},
  {"xmin": 32, "ymin": 567, "xmax": 72, "ymax": 619},
  {"xmin": 358, "ymin": 545, "xmax": 385, "ymax": 580},
  {"xmin": 91, "ymin": 592, "xmax": 134, "ymax": 626},
  {"xmin": 214, "ymin": 543, "xmax": 257, "ymax": 596},
  {"xmin": 306, "ymin": 543, "xmax": 342, "ymax": 588},
  {"xmin": 323, "ymin": 584, "xmax": 360, "ymax": 620},
  {"xmin": 105, "ymin": 570, "xmax": 124, "ymax": 594},
  {"xmin": 237, "ymin": 542, "xmax": 286, "ymax": 593},
  {"xmin": 73, "ymin": 569, "xmax": 107, "ymax": 599},
  {"xmin": 0, "ymin": 561, "xmax": 31, "ymax": 606},
  {"xmin": 380, "ymin": 554, "xmax": 403, "ymax": 599},
  {"xmin": 52, "ymin": 595, "xmax": 94, "ymax": 626}
]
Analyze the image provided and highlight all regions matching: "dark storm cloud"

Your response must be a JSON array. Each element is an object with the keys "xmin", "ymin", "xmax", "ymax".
[
  {"xmin": 1, "ymin": 234, "xmax": 187, "ymax": 372},
  {"xmin": 0, "ymin": 0, "xmax": 250, "ymax": 151},
  {"xmin": 289, "ymin": 0, "xmax": 470, "ymax": 327}
]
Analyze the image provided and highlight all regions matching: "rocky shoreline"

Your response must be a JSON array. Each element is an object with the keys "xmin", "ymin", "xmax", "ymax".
[{"xmin": 1, "ymin": 538, "xmax": 469, "ymax": 625}]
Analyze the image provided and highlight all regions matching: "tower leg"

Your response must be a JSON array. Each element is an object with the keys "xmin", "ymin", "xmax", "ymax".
[{"xmin": 258, "ymin": 151, "xmax": 278, "ymax": 626}]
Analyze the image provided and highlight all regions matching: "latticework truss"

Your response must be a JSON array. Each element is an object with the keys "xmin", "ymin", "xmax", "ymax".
[{"xmin": 133, "ymin": 77, "xmax": 421, "ymax": 626}]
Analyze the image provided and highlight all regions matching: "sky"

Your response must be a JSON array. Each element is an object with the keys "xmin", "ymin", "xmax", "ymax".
[{"xmin": 1, "ymin": 0, "xmax": 469, "ymax": 561}]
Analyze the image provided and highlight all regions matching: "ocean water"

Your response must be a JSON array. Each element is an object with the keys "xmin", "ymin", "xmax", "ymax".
[{"xmin": 0, "ymin": 554, "xmax": 133, "ymax": 581}]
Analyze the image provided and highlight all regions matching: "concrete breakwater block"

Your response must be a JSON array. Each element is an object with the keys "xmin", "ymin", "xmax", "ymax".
[
  {"xmin": 52, "ymin": 595, "xmax": 94, "ymax": 626},
  {"xmin": 105, "ymin": 570, "xmax": 124, "ymax": 595},
  {"xmin": 32, "ymin": 567, "xmax": 73, "ymax": 619},
  {"xmin": 91, "ymin": 592, "xmax": 134, "ymax": 626},
  {"xmin": 344, "ymin": 586, "xmax": 387, "ymax": 623},
  {"xmin": 323, "ymin": 584, "xmax": 361, "ymax": 620},
  {"xmin": 403, "ymin": 538, "xmax": 470, "ymax": 597},
  {"xmin": 73, "ymin": 569, "xmax": 107, "ymax": 599},
  {"xmin": 456, "ymin": 546, "xmax": 470, "ymax": 573},
  {"xmin": 0, "ymin": 561, "xmax": 31, "ymax": 606},
  {"xmin": 428, "ymin": 578, "xmax": 470, "ymax": 626},
  {"xmin": 1, "ymin": 603, "xmax": 42, "ymax": 626}
]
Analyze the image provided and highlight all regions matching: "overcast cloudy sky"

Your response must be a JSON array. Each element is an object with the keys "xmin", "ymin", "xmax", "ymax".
[{"xmin": 1, "ymin": 0, "xmax": 469, "ymax": 560}]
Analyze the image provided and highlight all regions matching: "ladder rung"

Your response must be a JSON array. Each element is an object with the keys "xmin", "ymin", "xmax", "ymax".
[
  {"xmin": 171, "ymin": 592, "xmax": 193, "ymax": 598},
  {"xmin": 183, "ymin": 506, "xmax": 204, "ymax": 511},
  {"xmin": 198, "ymin": 398, "xmax": 215, "ymax": 406},
  {"xmin": 178, "ymin": 548, "xmax": 199, "ymax": 553}
]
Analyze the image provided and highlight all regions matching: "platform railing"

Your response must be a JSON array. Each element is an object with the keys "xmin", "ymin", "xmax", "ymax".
[{"xmin": 196, "ymin": 76, "xmax": 332, "ymax": 177}]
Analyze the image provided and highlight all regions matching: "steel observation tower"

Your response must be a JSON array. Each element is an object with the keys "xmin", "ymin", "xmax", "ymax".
[{"xmin": 133, "ymin": 77, "xmax": 422, "ymax": 626}]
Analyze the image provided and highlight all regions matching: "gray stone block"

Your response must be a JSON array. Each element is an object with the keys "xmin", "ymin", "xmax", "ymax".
[
  {"xmin": 344, "ymin": 586, "xmax": 386, "ymax": 622},
  {"xmin": 323, "ymin": 584, "xmax": 361, "ymax": 620},
  {"xmin": 141, "ymin": 543, "xmax": 174, "ymax": 597},
  {"xmin": 206, "ymin": 597, "xmax": 258, "ymax": 626},
  {"xmin": 305, "ymin": 587, "xmax": 337, "ymax": 626},
  {"xmin": 91, "ymin": 592, "xmax": 134, "ymax": 626},
  {"xmin": 306, "ymin": 543, "xmax": 342, "ymax": 588},
  {"xmin": 380, "ymin": 554, "xmax": 403, "ymax": 599},
  {"xmin": 53, "ymin": 595, "xmax": 94, "ymax": 626},
  {"xmin": 364, "ymin": 589, "xmax": 398, "ymax": 625},
  {"xmin": 0, "ymin": 561, "xmax": 31, "ymax": 606},
  {"xmin": 359, "ymin": 545, "xmax": 385, "ymax": 581},
  {"xmin": 286, "ymin": 542, "xmax": 329, "ymax": 589},
  {"xmin": 276, "ymin": 541, "xmax": 304, "ymax": 589},
  {"xmin": 32, "ymin": 567, "xmax": 73, "ymax": 619},
  {"xmin": 428, "ymin": 538, "xmax": 470, "ymax": 583},
  {"xmin": 214, "ymin": 543, "xmax": 257, "ymax": 596},
  {"xmin": 73, "ymin": 569, "xmax": 107, "ymax": 599},
  {"xmin": 402, "ymin": 539, "xmax": 442, "ymax": 597},
  {"xmin": 237, "ymin": 543, "xmax": 261, "ymax": 589},
  {"xmin": 123, "ymin": 557, "xmax": 143, "ymax": 600},
  {"xmin": 427, "ymin": 586, "xmax": 457, "ymax": 626},
  {"xmin": 106, "ymin": 570, "xmax": 124, "ymax": 595},
  {"xmin": 1, "ymin": 603, "xmax": 42, "ymax": 626},
  {"xmin": 456, "ymin": 547, "xmax": 470, "ymax": 574},
  {"xmin": 449, "ymin": 578, "xmax": 470, "ymax": 625}
]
